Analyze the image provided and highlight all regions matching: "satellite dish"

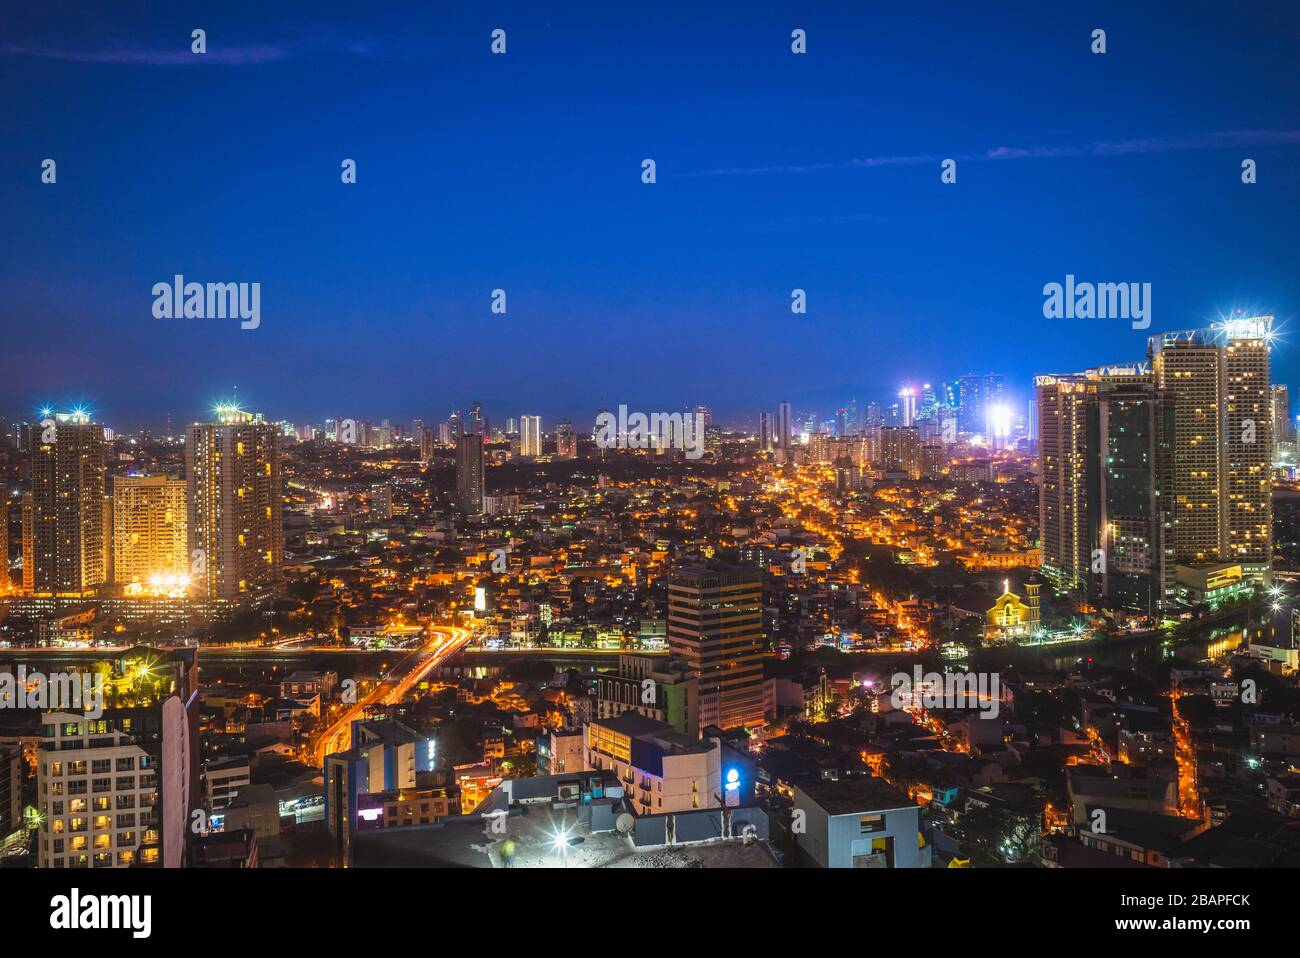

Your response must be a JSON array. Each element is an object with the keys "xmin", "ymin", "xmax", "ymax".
[{"xmin": 615, "ymin": 813, "xmax": 635, "ymax": 834}]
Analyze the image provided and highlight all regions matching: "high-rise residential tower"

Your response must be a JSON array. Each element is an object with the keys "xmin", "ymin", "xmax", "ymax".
[
  {"xmin": 186, "ymin": 407, "xmax": 283, "ymax": 600},
  {"xmin": 776, "ymin": 402, "xmax": 792, "ymax": 451},
  {"xmin": 112, "ymin": 475, "xmax": 189, "ymax": 586},
  {"xmin": 0, "ymin": 498, "xmax": 8, "ymax": 592},
  {"xmin": 25, "ymin": 411, "xmax": 107, "ymax": 597},
  {"xmin": 1151, "ymin": 318, "xmax": 1273, "ymax": 578},
  {"xmin": 1272, "ymin": 384, "xmax": 1293, "ymax": 453},
  {"xmin": 555, "ymin": 420, "xmax": 577, "ymax": 459},
  {"xmin": 520, "ymin": 415, "xmax": 542, "ymax": 457},
  {"xmin": 456, "ymin": 433, "xmax": 485, "ymax": 516}
]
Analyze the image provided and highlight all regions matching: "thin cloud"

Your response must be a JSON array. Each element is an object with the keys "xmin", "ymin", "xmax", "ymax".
[
  {"xmin": 0, "ymin": 37, "xmax": 377, "ymax": 66},
  {"xmin": 686, "ymin": 130, "xmax": 1300, "ymax": 177}
]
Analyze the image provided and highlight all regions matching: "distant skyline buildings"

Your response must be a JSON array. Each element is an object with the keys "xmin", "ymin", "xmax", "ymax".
[{"xmin": 4, "ymin": 331, "xmax": 1296, "ymax": 452}]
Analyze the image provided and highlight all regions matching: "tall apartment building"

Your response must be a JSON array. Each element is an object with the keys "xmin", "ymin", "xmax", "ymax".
[
  {"xmin": 36, "ymin": 648, "xmax": 200, "ymax": 868},
  {"xmin": 1221, "ymin": 326, "xmax": 1273, "ymax": 576},
  {"xmin": 1097, "ymin": 376, "xmax": 1173, "ymax": 614},
  {"xmin": 1272, "ymin": 384, "xmax": 1293, "ymax": 451},
  {"xmin": 25, "ymin": 412, "xmax": 106, "ymax": 596},
  {"xmin": 1038, "ymin": 366, "xmax": 1175, "ymax": 614},
  {"xmin": 0, "ymin": 498, "xmax": 8, "ymax": 592},
  {"xmin": 418, "ymin": 426, "xmax": 436, "ymax": 465},
  {"xmin": 1037, "ymin": 374, "xmax": 1097, "ymax": 597},
  {"xmin": 186, "ymin": 408, "xmax": 283, "ymax": 600},
  {"xmin": 555, "ymin": 420, "xmax": 578, "ymax": 459},
  {"xmin": 1153, "ymin": 319, "xmax": 1273, "ymax": 578},
  {"xmin": 112, "ymin": 475, "xmax": 188, "ymax": 586},
  {"xmin": 456, "ymin": 433, "xmax": 485, "ymax": 516},
  {"xmin": 369, "ymin": 483, "xmax": 393, "ymax": 520},
  {"xmin": 667, "ymin": 563, "xmax": 766, "ymax": 733},
  {"xmin": 880, "ymin": 426, "xmax": 922, "ymax": 479},
  {"xmin": 777, "ymin": 402, "xmax": 793, "ymax": 451},
  {"xmin": 520, "ymin": 415, "xmax": 542, "ymax": 457},
  {"xmin": 21, "ymin": 493, "xmax": 32, "ymax": 593},
  {"xmin": 958, "ymin": 373, "xmax": 1005, "ymax": 434}
]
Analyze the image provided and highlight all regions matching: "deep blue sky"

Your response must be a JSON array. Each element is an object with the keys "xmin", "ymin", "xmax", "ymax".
[{"xmin": 3, "ymin": 1, "xmax": 1299, "ymax": 432}]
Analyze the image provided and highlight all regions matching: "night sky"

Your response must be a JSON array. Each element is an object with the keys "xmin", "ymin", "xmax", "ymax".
[{"xmin": 3, "ymin": 1, "xmax": 1299, "ymax": 432}]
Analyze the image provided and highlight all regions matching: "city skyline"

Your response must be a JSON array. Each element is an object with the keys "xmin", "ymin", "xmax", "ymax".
[
  {"xmin": 7, "ymin": 315, "xmax": 1295, "ymax": 438},
  {"xmin": 6, "ymin": 0, "xmax": 1300, "ymax": 905}
]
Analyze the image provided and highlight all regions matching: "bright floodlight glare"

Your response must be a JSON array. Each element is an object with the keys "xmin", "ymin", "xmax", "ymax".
[{"xmin": 989, "ymin": 404, "xmax": 1012, "ymax": 439}]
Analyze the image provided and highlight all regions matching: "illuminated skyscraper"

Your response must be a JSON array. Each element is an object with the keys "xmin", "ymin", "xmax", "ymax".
[
  {"xmin": 1152, "ymin": 318, "xmax": 1273, "ymax": 577},
  {"xmin": 456, "ymin": 433, "xmax": 485, "ymax": 516},
  {"xmin": 419, "ymin": 426, "xmax": 436, "ymax": 465},
  {"xmin": 186, "ymin": 407, "xmax": 283, "ymax": 600},
  {"xmin": 880, "ymin": 426, "xmax": 922, "ymax": 478},
  {"xmin": 555, "ymin": 420, "xmax": 577, "ymax": 459},
  {"xmin": 1272, "ymin": 384, "xmax": 1292, "ymax": 451},
  {"xmin": 758, "ymin": 412, "xmax": 773, "ymax": 451},
  {"xmin": 520, "ymin": 415, "xmax": 542, "ymax": 457},
  {"xmin": 1219, "ymin": 319, "xmax": 1273, "ymax": 575},
  {"xmin": 667, "ymin": 563, "xmax": 766, "ymax": 733},
  {"xmin": 113, "ymin": 475, "xmax": 189, "ymax": 586},
  {"xmin": 0, "ymin": 498, "xmax": 8, "ymax": 592},
  {"xmin": 898, "ymin": 387, "xmax": 917, "ymax": 428},
  {"xmin": 958, "ymin": 373, "xmax": 1005, "ymax": 434},
  {"xmin": 1037, "ymin": 363, "xmax": 1173, "ymax": 614},
  {"xmin": 1036, "ymin": 375, "xmax": 1096, "ymax": 597},
  {"xmin": 776, "ymin": 401, "xmax": 792, "ymax": 451},
  {"xmin": 25, "ymin": 411, "xmax": 106, "ymax": 596}
]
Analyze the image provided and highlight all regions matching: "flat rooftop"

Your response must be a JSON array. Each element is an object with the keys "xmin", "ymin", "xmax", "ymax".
[
  {"xmin": 795, "ymin": 776, "xmax": 914, "ymax": 815},
  {"xmin": 353, "ymin": 805, "xmax": 778, "ymax": 869}
]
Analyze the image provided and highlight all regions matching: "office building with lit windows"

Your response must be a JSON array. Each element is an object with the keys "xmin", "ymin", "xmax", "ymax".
[
  {"xmin": 667, "ymin": 563, "xmax": 766, "ymax": 732},
  {"xmin": 186, "ymin": 407, "xmax": 283, "ymax": 600}
]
